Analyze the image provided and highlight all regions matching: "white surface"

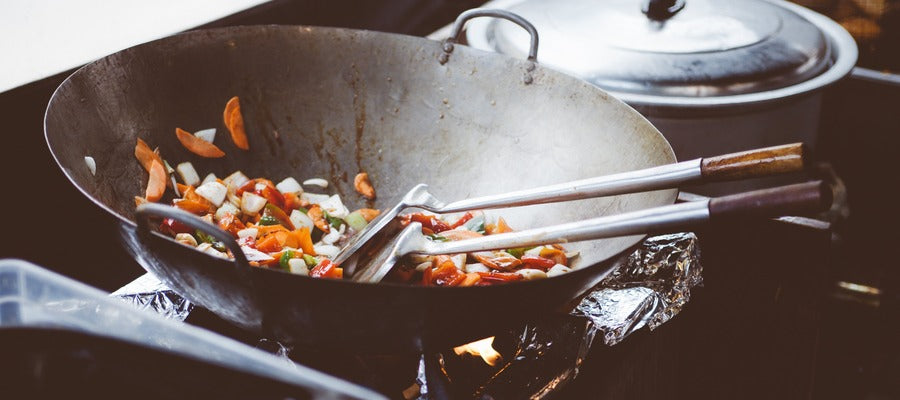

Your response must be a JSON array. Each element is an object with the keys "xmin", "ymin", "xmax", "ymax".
[{"xmin": 0, "ymin": 0, "xmax": 269, "ymax": 93}]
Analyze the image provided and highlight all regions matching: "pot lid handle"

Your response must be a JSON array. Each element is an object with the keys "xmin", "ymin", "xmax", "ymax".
[{"xmin": 642, "ymin": 0, "xmax": 685, "ymax": 21}]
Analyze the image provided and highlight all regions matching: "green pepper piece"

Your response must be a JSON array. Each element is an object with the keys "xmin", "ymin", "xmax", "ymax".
[
  {"xmin": 279, "ymin": 250, "xmax": 294, "ymax": 271},
  {"xmin": 322, "ymin": 210, "xmax": 343, "ymax": 229},
  {"xmin": 258, "ymin": 215, "xmax": 280, "ymax": 226},
  {"xmin": 427, "ymin": 234, "xmax": 449, "ymax": 242},
  {"xmin": 506, "ymin": 247, "xmax": 525, "ymax": 258},
  {"xmin": 263, "ymin": 203, "xmax": 294, "ymax": 230},
  {"xmin": 194, "ymin": 229, "xmax": 214, "ymax": 244},
  {"xmin": 344, "ymin": 210, "xmax": 368, "ymax": 232},
  {"xmin": 302, "ymin": 254, "xmax": 317, "ymax": 267}
]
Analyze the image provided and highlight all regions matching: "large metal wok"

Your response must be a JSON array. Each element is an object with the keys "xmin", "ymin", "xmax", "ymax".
[{"xmin": 44, "ymin": 13, "xmax": 679, "ymax": 352}]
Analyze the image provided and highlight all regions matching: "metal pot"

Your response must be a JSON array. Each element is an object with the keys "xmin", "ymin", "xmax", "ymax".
[{"xmin": 465, "ymin": 0, "xmax": 858, "ymax": 192}]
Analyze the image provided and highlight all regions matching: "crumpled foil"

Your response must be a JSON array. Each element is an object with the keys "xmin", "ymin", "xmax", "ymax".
[
  {"xmin": 574, "ymin": 232, "xmax": 702, "ymax": 345},
  {"xmin": 109, "ymin": 272, "xmax": 193, "ymax": 321}
]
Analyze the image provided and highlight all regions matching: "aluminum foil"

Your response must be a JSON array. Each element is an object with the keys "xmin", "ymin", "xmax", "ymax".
[
  {"xmin": 574, "ymin": 232, "xmax": 703, "ymax": 345},
  {"xmin": 109, "ymin": 272, "xmax": 193, "ymax": 321}
]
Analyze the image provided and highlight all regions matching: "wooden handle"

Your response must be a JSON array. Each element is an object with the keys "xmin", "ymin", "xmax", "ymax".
[
  {"xmin": 701, "ymin": 143, "xmax": 806, "ymax": 181},
  {"xmin": 709, "ymin": 180, "xmax": 832, "ymax": 221}
]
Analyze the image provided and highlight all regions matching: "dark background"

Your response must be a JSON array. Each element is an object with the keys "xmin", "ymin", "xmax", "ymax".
[{"xmin": 1, "ymin": 0, "xmax": 897, "ymax": 398}]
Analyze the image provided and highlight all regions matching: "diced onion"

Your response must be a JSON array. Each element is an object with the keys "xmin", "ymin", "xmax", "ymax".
[
  {"xmin": 197, "ymin": 243, "xmax": 228, "ymax": 259},
  {"xmin": 515, "ymin": 269, "xmax": 547, "ymax": 280},
  {"xmin": 524, "ymin": 246, "xmax": 545, "ymax": 257},
  {"xmin": 450, "ymin": 254, "xmax": 466, "ymax": 270},
  {"xmin": 547, "ymin": 264, "xmax": 572, "ymax": 277},
  {"xmin": 201, "ymin": 173, "xmax": 217, "ymax": 186},
  {"xmin": 303, "ymin": 178, "xmax": 329, "ymax": 188},
  {"xmin": 223, "ymin": 171, "xmax": 250, "ymax": 189},
  {"xmin": 194, "ymin": 128, "xmax": 216, "ymax": 143},
  {"xmin": 84, "ymin": 156, "xmax": 96, "ymax": 176},
  {"xmin": 300, "ymin": 192, "xmax": 330, "ymax": 205},
  {"xmin": 318, "ymin": 194, "xmax": 349, "ymax": 218},
  {"xmin": 236, "ymin": 228, "xmax": 258, "ymax": 239},
  {"xmin": 414, "ymin": 262, "xmax": 432, "ymax": 272},
  {"xmin": 321, "ymin": 228, "xmax": 342, "ymax": 245},
  {"xmin": 289, "ymin": 209, "xmax": 314, "ymax": 231},
  {"xmin": 276, "ymin": 177, "xmax": 303, "ymax": 194},
  {"xmin": 313, "ymin": 244, "xmax": 340, "ymax": 258},
  {"xmin": 464, "ymin": 263, "xmax": 490, "ymax": 273},
  {"xmin": 288, "ymin": 258, "xmax": 309, "ymax": 275},
  {"xmin": 241, "ymin": 192, "xmax": 267, "ymax": 215},
  {"xmin": 241, "ymin": 246, "xmax": 274, "ymax": 262},
  {"xmin": 215, "ymin": 202, "xmax": 240, "ymax": 222},
  {"xmin": 195, "ymin": 181, "xmax": 227, "ymax": 207},
  {"xmin": 176, "ymin": 162, "xmax": 201, "ymax": 187},
  {"xmin": 174, "ymin": 233, "xmax": 197, "ymax": 247}
]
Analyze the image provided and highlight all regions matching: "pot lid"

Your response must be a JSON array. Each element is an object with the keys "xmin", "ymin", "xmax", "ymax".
[{"xmin": 466, "ymin": 0, "xmax": 837, "ymax": 100}]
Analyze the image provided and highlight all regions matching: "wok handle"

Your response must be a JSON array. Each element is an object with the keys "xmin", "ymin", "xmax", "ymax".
[
  {"xmin": 135, "ymin": 203, "xmax": 252, "ymax": 269},
  {"xmin": 442, "ymin": 8, "xmax": 539, "ymax": 62},
  {"xmin": 701, "ymin": 142, "xmax": 806, "ymax": 182},
  {"xmin": 709, "ymin": 180, "xmax": 832, "ymax": 221},
  {"xmin": 435, "ymin": 143, "xmax": 807, "ymax": 214},
  {"xmin": 426, "ymin": 181, "xmax": 831, "ymax": 255}
]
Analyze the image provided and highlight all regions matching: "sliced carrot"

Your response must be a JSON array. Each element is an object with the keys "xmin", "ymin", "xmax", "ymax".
[
  {"xmin": 175, "ymin": 127, "xmax": 225, "ymax": 158},
  {"xmin": 255, "ymin": 224, "xmax": 289, "ymax": 238},
  {"xmin": 134, "ymin": 138, "xmax": 164, "ymax": 172},
  {"xmin": 173, "ymin": 199, "xmax": 214, "ymax": 214},
  {"xmin": 224, "ymin": 96, "xmax": 249, "ymax": 150},
  {"xmin": 291, "ymin": 227, "xmax": 316, "ymax": 255},
  {"xmin": 492, "ymin": 217, "xmax": 514, "ymax": 234},
  {"xmin": 459, "ymin": 273, "xmax": 482, "ymax": 287},
  {"xmin": 273, "ymin": 231, "xmax": 291, "ymax": 247},
  {"xmin": 145, "ymin": 159, "xmax": 166, "ymax": 202},
  {"xmin": 224, "ymin": 96, "xmax": 239, "ymax": 127},
  {"xmin": 181, "ymin": 186, "xmax": 214, "ymax": 210},
  {"xmin": 256, "ymin": 234, "xmax": 282, "ymax": 253}
]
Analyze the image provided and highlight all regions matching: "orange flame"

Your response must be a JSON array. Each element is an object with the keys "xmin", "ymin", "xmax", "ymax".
[{"xmin": 453, "ymin": 336, "xmax": 502, "ymax": 367}]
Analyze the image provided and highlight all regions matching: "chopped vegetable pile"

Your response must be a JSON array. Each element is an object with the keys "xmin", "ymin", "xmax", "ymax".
[
  {"xmin": 387, "ymin": 212, "xmax": 576, "ymax": 286},
  {"xmin": 132, "ymin": 96, "xmax": 573, "ymax": 285}
]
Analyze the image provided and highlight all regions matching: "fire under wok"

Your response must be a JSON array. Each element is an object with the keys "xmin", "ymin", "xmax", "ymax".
[{"xmin": 47, "ymin": 15, "xmax": 740, "ymax": 352}]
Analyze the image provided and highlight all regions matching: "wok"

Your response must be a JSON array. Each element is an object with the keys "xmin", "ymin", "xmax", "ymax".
[{"xmin": 45, "ymin": 12, "xmax": 679, "ymax": 352}]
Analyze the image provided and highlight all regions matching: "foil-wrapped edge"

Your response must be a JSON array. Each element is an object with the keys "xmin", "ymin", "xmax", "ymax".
[
  {"xmin": 109, "ymin": 272, "xmax": 193, "ymax": 321},
  {"xmin": 572, "ymin": 232, "xmax": 702, "ymax": 345}
]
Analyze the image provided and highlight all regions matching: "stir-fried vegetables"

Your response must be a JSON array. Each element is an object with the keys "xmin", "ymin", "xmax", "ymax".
[
  {"xmin": 133, "ymin": 95, "xmax": 574, "ymax": 285},
  {"xmin": 148, "ymin": 162, "xmax": 378, "ymax": 278},
  {"xmin": 383, "ymin": 212, "xmax": 577, "ymax": 286}
]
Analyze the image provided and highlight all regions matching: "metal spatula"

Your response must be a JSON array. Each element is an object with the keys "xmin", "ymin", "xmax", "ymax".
[
  {"xmin": 336, "ymin": 143, "xmax": 806, "ymax": 275},
  {"xmin": 350, "ymin": 180, "xmax": 831, "ymax": 283}
]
